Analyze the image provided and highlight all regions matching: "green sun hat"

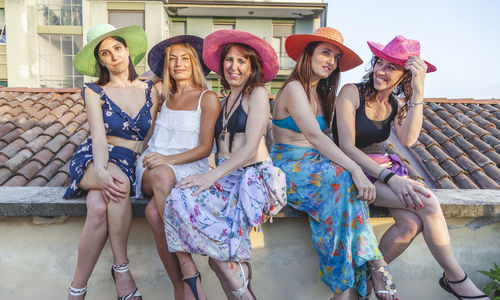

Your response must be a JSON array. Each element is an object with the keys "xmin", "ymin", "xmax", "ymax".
[{"xmin": 73, "ymin": 24, "xmax": 148, "ymax": 77}]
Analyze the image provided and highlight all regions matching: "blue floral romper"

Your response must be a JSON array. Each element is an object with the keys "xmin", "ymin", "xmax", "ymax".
[{"xmin": 64, "ymin": 82, "xmax": 154, "ymax": 199}]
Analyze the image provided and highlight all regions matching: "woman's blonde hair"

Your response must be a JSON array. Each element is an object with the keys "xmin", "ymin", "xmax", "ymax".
[{"xmin": 162, "ymin": 42, "xmax": 207, "ymax": 96}]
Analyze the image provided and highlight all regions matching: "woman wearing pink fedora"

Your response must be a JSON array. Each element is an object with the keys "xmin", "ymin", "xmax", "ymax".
[
  {"xmin": 271, "ymin": 27, "xmax": 397, "ymax": 300},
  {"xmin": 135, "ymin": 35, "xmax": 220, "ymax": 300},
  {"xmin": 333, "ymin": 36, "xmax": 488, "ymax": 299},
  {"xmin": 163, "ymin": 29, "xmax": 286, "ymax": 300}
]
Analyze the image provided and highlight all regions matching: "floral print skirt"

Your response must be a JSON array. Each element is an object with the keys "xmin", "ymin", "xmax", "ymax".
[
  {"xmin": 164, "ymin": 157, "xmax": 287, "ymax": 261},
  {"xmin": 64, "ymin": 138, "xmax": 137, "ymax": 199},
  {"xmin": 270, "ymin": 143, "xmax": 382, "ymax": 297}
]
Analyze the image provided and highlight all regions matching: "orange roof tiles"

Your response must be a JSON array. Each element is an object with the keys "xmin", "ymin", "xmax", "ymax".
[{"xmin": 0, "ymin": 86, "xmax": 498, "ymax": 191}]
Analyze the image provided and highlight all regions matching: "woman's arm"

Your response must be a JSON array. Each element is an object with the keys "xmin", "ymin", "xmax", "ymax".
[
  {"xmin": 283, "ymin": 81, "xmax": 375, "ymax": 201},
  {"xmin": 393, "ymin": 56, "xmax": 428, "ymax": 146},
  {"xmin": 142, "ymin": 90, "xmax": 221, "ymax": 169},
  {"xmin": 84, "ymin": 88, "xmax": 127, "ymax": 201}
]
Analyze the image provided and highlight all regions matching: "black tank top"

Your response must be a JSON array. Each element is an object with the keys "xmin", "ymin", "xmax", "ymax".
[
  {"xmin": 331, "ymin": 83, "xmax": 398, "ymax": 149},
  {"xmin": 214, "ymin": 97, "xmax": 247, "ymax": 153}
]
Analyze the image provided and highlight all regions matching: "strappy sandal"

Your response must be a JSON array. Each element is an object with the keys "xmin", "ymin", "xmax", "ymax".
[
  {"xmin": 69, "ymin": 283, "xmax": 87, "ymax": 298},
  {"xmin": 439, "ymin": 272, "xmax": 488, "ymax": 299},
  {"xmin": 111, "ymin": 260, "xmax": 143, "ymax": 300},
  {"xmin": 232, "ymin": 261, "xmax": 257, "ymax": 300},
  {"xmin": 183, "ymin": 271, "xmax": 202, "ymax": 300},
  {"xmin": 368, "ymin": 265, "xmax": 397, "ymax": 299}
]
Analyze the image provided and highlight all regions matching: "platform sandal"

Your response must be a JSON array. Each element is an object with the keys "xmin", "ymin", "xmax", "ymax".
[
  {"xmin": 111, "ymin": 260, "xmax": 143, "ymax": 300},
  {"xmin": 183, "ymin": 271, "xmax": 202, "ymax": 300},
  {"xmin": 69, "ymin": 283, "xmax": 87, "ymax": 299},
  {"xmin": 368, "ymin": 265, "xmax": 397, "ymax": 299},
  {"xmin": 232, "ymin": 261, "xmax": 257, "ymax": 300},
  {"xmin": 439, "ymin": 272, "xmax": 488, "ymax": 299}
]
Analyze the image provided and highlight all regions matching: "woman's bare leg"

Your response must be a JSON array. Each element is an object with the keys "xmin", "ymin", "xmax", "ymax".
[{"xmin": 176, "ymin": 252, "xmax": 207, "ymax": 300}]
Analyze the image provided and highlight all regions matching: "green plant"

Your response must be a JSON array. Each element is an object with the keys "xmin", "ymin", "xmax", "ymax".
[{"xmin": 479, "ymin": 263, "xmax": 500, "ymax": 299}]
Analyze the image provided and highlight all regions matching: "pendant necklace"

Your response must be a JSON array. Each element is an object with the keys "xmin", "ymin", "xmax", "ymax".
[{"xmin": 221, "ymin": 90, "xmax": 243, "ymax": 141}]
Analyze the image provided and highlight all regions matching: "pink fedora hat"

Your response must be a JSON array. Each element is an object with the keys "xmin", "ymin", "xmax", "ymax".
[
  {"xmin": 202, "ymin": 29, "xmax": 279, "ymax": 82},
  {"xmin": 285, "ymin": 27, "xmax": 362, "ymax": 72},
  {"xmin": 367, "ymin": 35, "xmax": 436, "ymax": 73}
]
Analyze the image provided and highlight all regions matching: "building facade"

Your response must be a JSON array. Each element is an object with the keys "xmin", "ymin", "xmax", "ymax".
[{"xmin": 2, "ymin": 0, "xmax": 326, "ymax": 92}]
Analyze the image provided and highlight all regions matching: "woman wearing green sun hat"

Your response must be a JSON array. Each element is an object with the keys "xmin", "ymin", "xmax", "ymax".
[{"xmin": 66, "ymin": 24, "xmax": 160, "ymax": 300}]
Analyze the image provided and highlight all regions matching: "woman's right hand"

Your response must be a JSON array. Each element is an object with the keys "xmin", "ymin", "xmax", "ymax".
[
  {"xmin": 95, "ymin": 167, "xmax": 127, "ymax": 203},
  {"xmin": 351, "ymin": 168, "xmax": 376, "ymax": 204},
  {"xmin": 387, "ymin": 175, "xmax": 428, "ymax": 209}
]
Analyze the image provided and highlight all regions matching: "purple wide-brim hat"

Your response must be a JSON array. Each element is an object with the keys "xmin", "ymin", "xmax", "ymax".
[
  {"xmin": 148, "ymin": 35, "xmax": 211, "ymax": 78},
  {"xmin": 202, "ymin": 29, "xmax": 279, "ymax": 83},
  {"xmin": 367, "ymin": 36, "xmax": 436, "ymax": 73}
]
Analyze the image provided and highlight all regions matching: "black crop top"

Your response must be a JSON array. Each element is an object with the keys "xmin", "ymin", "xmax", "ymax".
[
  {"xmin": 331, "ymin": 83, "xmax": 398, "ymax": 149},
  {"xmin": 214, "ymin": 95, "xmax": 248, "ymax": 153}
]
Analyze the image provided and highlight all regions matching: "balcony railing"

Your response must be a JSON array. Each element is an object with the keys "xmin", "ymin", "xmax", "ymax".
[{"xmin": 277, "ymin": 52, "xmax": 295, "ymax": 70}]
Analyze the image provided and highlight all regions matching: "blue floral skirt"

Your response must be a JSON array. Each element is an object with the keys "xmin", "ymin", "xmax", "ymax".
[
  {"xmin": 64, "ymin": 138, "xmax": 138, "ymax": 199},
  {"xmin": 271, "ymin": 144, "xmax": 382, "ymax": 297},
  {"xmin": 164, "ymin": 157, "xmax": 287, "ymax": 261}
]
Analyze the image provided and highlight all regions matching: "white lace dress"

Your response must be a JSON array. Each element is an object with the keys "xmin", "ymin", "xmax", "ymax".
[{"xmin": 135, "ymin": 90, "xmax": 213, "ymax": 197}]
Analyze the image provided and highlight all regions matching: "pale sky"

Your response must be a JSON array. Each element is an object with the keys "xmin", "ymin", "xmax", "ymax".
[{"xmin": 326, "ymin": 0, "xmax": 500, "ymax": 99}]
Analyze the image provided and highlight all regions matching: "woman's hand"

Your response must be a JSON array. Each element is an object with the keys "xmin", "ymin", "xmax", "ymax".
[
  {"xmin": 95, "ymin": 167, "xmax": 127, "ymax": 203},
  {"xmin": 387, "ymin": 175, "xmax": 429, "ymax": 209},
  {"xmin": 175, "ymin": 172, "xmax": 216, "ymax": 196},
  {"xmin": 405, "ymin": 56, "xmax": 427, "ymax": 98},
  {"xmin": 142, "ymin": 152, "xmax": 175, "ymax": 169},
  {"xmin": 351, "ymin": 168, "xmax": 376, "ymax": 204}
]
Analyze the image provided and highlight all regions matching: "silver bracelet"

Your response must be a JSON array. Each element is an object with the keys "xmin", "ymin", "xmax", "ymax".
[{"xmin": 408, "ymin": 101, "xmax": 425, "ymax": 108}]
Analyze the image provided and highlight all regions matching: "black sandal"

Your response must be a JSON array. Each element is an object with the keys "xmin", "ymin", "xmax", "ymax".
[
  {"xmin": 183, "ymin": 271, "xmax": 202, "ymax": 300},
  {"xmin": 439, "ymin": 272, "xmax": 488, "ymax": 299}
]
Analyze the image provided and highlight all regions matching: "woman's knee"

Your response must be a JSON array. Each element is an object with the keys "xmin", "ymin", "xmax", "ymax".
[
  {"xmin": 420, "ymin": 192, "xmax": 442, "ymax": 215},
  {"xmin": 148, "ymin": 166, "xmax": 175, "ymax": 192},
  {"xmin": 396, "ymin": 215, "xmax": 423, "ymax": 238},
  {"xmin": 86, "ymin": 191, "xmax": 107, "ymax": 222}
]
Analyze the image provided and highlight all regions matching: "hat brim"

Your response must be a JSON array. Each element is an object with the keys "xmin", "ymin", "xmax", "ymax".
[
  {"xmin": 148, "ymin": 35, "xmax": 211, "ymax": 79},
  {"xmin": 73, "ymin": 25, "xmax": 148, "ymax": 77},
  {"xmin": 202, "ymin": 30, "xmax": 279, "ymax": 82},
  {"xmin": 367, "ymin": 41, "xmax": 437, "ymax": 73},
  {"xmin": 285, "ymin": 34, "xmax": 363, "ymax": 72}
]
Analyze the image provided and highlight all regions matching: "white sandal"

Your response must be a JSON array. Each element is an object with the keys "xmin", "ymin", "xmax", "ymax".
[
  {"xmin": 231, "ymin": 261, "xmax": 256, "ymax": 300},
  {"xmin": 111, "ymin": 260, "xmax": 143, "ymax": 300},
  {"xmin": 69, "ymin": 283, "xmax": 87, "ymax": 298}
]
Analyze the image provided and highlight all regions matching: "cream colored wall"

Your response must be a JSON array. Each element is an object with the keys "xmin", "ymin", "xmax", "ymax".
[
  {"xmin": 236, "ymin": 18, "xmax": 273, "ymax": 42},
  {"xmin": 0, "ymin": 216, "xmax": 498, "ymax": 299},
  {"xmin": 5, "ymin": 0, "xmax": 39, "ymax": 87}
]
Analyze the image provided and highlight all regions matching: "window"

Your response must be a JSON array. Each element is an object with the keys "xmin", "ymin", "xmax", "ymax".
[
  {"xmin": 108, "ymin": 10, "xmax": 146, "ymax": 75},
  {"xmin": 39, "ymin": 34, "xmax": 83, "ymax": 88},
  {"xmin": 171, "ymin": 21, "xmax": 186, "ymax": 36},
  {"xmin": 272, "ymin": 23, "xmax": 294, "ymax": 69},
  {"xmin": 38, "ymin": 0, "xmax": 82, "ymax": 26},
  {"xmin": 213, "ymin": 19, "xmax": 235, "ymax": 31}
]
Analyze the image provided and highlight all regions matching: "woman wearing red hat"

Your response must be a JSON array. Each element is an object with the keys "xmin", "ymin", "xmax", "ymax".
[
  {"xmin": 163, "ymin": 29, "xmax": 286, "ymax": 300},
  {"xmin": 333, "ymin": 36, "xmax": 488, "ymax": 299},
  {"xmin": 135, "ymin": 35, "xmax": 220, "ymax": 300},
  {"xmin": 271, "ymin": 27, "xmax": 397, "ymax": 300}
]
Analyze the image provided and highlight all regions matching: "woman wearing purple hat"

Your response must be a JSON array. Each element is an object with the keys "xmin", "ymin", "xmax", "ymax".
[
  {"xmin": 334, "ymin": 36, "xmax": 488, "ymax": 299},
  {"xmin": 271, "ymin": 27, "xmax": 397, "ymax": 300},
  {"xmin": 163, "ymin": 29, "xmax": 286, "ymax": 300},
  {"xmin": 135, "ymin": 35, "xmax": 220, "ymax": 300}
]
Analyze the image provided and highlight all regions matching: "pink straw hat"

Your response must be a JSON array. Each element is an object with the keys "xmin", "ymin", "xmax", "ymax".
[
  {"xmin": 202, "ymin": 29, "xmax": 279, "ymax": 82},
  {"xmin": 367, "ymin": 35, "xmax": 436, "ymax": 73},
  {"xmin": 285, "ymin": 27, "xmax": 362, "ymax": 72}
]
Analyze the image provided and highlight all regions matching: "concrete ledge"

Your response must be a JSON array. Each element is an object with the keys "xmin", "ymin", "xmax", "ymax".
[{"xmin": 0, "ymin": 187, "xmax": 499, "ymax": 218}]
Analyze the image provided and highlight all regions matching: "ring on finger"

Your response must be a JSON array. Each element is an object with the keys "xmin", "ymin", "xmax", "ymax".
[{"xmin": 404, "ymin": 192, "xmax": 410, "ymax": 197}]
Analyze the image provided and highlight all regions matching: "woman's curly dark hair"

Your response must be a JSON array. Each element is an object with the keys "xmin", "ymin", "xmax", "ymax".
[{"xmin": 361, "ymin": 56, "xmax": 412, "ymax": 124}]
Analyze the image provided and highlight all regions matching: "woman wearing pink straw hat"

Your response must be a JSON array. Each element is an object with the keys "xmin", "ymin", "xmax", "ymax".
[
  {"xmin": 271, "ymin": 27, "xmax": 397, "ymax": 300},
  {"xmin": 163, "ymin": 29, "xmax": 286, "ymax": 300},
  {"xmin": 135, "ymin": 35, "xmax": 220, "ymax": 300},
  {"xmin": 333, "ymin": 36, "xmax": 488, "ymax": 299}
]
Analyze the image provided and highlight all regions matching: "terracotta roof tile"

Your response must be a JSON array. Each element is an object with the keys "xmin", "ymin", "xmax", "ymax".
[
  {"xmin": 51, "ymin": 104, "xmax": 70, "ymax": 118},
  {"xmin": 46, "ymin": 172, "xmax": 70, "ymax": 187},
  {"xmin": 68, "ymin": 129, "xmax": 89, "ymax": 146},
  {"xmin": 0, "ymin": 139, "xmax": 28, "ymax": 159},
  {"xmin": 17, "ymin": 160, "xmax": 44, "ymax": 180},
  {"xmin": 3, "ymin": 175, "xmax": 28, "ymax": 186},
  {"xmin": 54, "ymin": 143, "xmax": 76, "ymax": 163},
  {"xmin": 37, "ymin": 160, "xmax": 64, "ymax": 181},
  {"xmin": 60, "ymin": 122, "xmax": 80, "ymax": 138},
  {"xmin": 1, "ymin": 128, "xmax": 24, "ymax": 143},
  {"xmin": 43, "ymin": 123, "xmax": 64, "ymax": 138},
  {"xmin": 469, "ymin": 170, "xmax": 499, "ymax": 189},
  {"xmin": 26, "ymin": 135, "xmax": 52, "ymax": 153},
  {"xmin": 0, "ymin": 168, "xmax": 11, "ymax": 184},
  {"xmin": 58, "ymin": 111, "xmax": 77, "ymax": 127},
  {"xmin": 453, "ymin": 174, "xmax": 479, "ymax": 189},
  {"xmin": 0, "ymin": 153, "xmax": 7, "ymax": 163},
  {"xmin": 32, "ymin": 149, "xmax": 55, "ymax": 165},
  {"xmin": 0, "ymin": 123, "xmax": 15, "ymax": 137},
  {"xmin": 44, "ymin": 134, "xmax": 68, "ymax": 154},
  {"xmin": 26, "ymin": 177, "xmax": 49, "ymax": 187},
  {"xmin": 3, "ymin": 149, "xmax": 34, "ymax": 172}
]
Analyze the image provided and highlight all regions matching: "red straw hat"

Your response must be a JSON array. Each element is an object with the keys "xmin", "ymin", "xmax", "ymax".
[
  {"xmin": 367, "ymin": 36, "xmax": 436, "ymax": 73},
  {"xmin": 285, "ymin": 27, "xmax": 362, "ymax": 72},
  {"xmin": 202, "ymin": 29, "xmax": 279, "ymax": 82}
]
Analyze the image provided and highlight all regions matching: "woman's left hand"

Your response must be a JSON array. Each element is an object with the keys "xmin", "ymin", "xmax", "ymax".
[
  {"xmin": 405, "ymin": 56, "xmax": 427, "ymax": 97},
  {"xmin": 176, "ymin": 172, "xmax": 216, "ymax": 196},
  {"xmin": 142, "ymin": 152, "xmax": 174, "ymax": 169}
]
